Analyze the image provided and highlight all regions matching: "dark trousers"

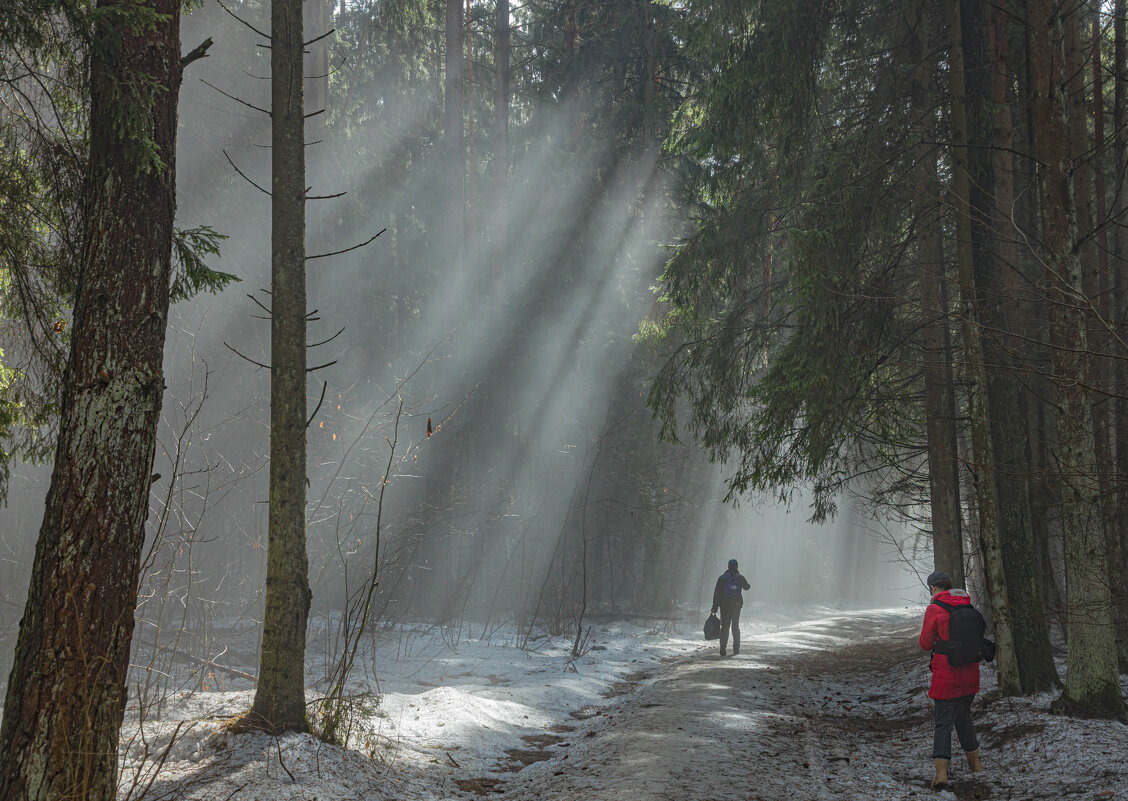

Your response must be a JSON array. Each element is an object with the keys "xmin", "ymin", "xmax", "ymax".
[
  {"xmin": 719, "ymin": 605, "xmax": 741, "ymax": 653},
  {"xmin": 933, "ymin": 695, "xmax": 978, "ymax": 759}
]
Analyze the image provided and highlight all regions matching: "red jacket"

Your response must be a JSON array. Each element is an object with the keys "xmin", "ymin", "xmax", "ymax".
[{"xmin": 919, "ymin": 589, "xmax": 981, "ymax": 699}]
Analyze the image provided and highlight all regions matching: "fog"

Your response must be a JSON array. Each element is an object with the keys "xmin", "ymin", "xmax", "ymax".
[{"xmin": 0, "ymin": 0, "xmax": 924, "ymax": 682}]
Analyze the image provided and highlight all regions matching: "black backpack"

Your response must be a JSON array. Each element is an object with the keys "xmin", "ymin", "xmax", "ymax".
[
  {"xmin": 704, "ymin": 613, "xmax": 721, "ymax": 641},
  {"xmin": 931, "ymin": 599, "xmax": 997, "ymax": 666}
]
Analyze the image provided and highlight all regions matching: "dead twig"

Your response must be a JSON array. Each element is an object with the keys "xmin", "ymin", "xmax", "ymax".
[
  {"xmin": 306, "ymin": 228, "xmax": 386, "ymax": 261},
  {"xmin": 307, "ymin": 380, "xmax": 328, "ymax": 428},
  {"xmin": 201, "ymin": 79, "xmax": 271, "ymax": 117},
  {"xmin": 224, "ymin": 342, "xmax": 270, "ymax": 370},
  {"xmin": 223, "ymin": 150, "xmax": 271, "ymax": 197}
]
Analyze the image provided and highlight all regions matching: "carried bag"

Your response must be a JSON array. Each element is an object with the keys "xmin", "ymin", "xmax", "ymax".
[
  {"xmin": 704, "ymin": 613, "xmax": 721, "ymax": 641},
  {"xmin": 932, "ymin": 599, "xmax": 996, "ymax": 666}
]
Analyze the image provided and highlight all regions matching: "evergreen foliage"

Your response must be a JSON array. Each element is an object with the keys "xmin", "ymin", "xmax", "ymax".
[
  {"xmin": 650, "ymin": 0, "xmax": 926, "ymax": 519},
  {"xmin": 0, "ymin": 0, "xmax": 236, "ymax": 501}
]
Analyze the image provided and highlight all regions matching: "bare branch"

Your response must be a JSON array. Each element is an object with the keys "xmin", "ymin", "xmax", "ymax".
[
  {"xmin": 224, "ymin": 342, "xmax": 271, "ymax": 371},
  {"xmin": 304, "ymin": 28, "xmax": 336, "ymax": 47},
  {"xmin": 307, "ymin": 381, "xmax": 328, "ymax": 428},
  {"xmin": 309, "ymin": 326, "xmax": 346, "ymax": 348},
  {"xmin": 276, "ymin": 736, "xmax": 294, "ymax": 782},
  {"xmin": 307, "ymin": 189, "xmax": 348, "ymax": 201},
  {"xmin": 216, "ymin": 0, "xmax": 271, "ymax": 40},
  {"xmin": 181, "ymin": 37, "xmax": 214, "ymax": 67},
  {"xmin": 306, "ymin": 228, "xmax": 387, "ymax": 261},
  {"xmin": 306, "ymin": 56, "xmax": 349, "ymax": 80},
  {"xmin": 223, "ymin": 150, "xmax": 271, "ymax": 197},
  {"xmin": 247, "ymin": 293, "xmax": 272, "ymax": 315},
  {"xmin": 307, "ymin": 360, "xmax": 338, "ymax": 373},
  {"xmin": 201, "ymin": 79, "xmax": 271, "ymax": 117}
]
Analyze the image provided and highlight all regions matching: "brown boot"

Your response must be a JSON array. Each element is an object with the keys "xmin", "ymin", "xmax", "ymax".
[
  {"xmin": 930, "ymin": 758, "xmax": 950, "ymax": 790},
  {"xmin": 966, "ymin": 749, "xmax": 984, "ymax": 773}
]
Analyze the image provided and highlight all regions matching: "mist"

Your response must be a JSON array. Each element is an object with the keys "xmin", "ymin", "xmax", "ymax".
[{"xmin": 0, "ymin": 0, "xmax": 922, "ymax": 687}]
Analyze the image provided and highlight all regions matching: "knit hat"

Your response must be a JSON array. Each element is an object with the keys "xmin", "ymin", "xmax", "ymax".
[{"xmin": 728, "ymin": 559, "xmax": 739, "ymax": 570}]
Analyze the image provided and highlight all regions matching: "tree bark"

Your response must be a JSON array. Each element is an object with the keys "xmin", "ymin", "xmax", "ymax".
[
  {"xmin": 946, "ymin": 0, "xmax": 1022, "ymax": 696},
  {"xmin": 494, "ymin": 0, "xmax": 510, "ymax": 278},
  {"xmin": 248, "ymin": 0, "xmax": 312, "ymax": 733},
  {"xmin": 0, "ymin": 0, "xmax": 186, "ymax": 796},
  {"xmin": 963, "ymin": 0, "xmax": 1059, "ymax": 693},
  {"xmin": 910, "ymin": 0, "xmax": 963, "ymax": 585},
  {"xmin": 1028, "ymin": 0, "xmax": 1125, "ymax": 718},
  {"xmin": 1113, "ymin": 0, "xmax": 1128, "ymax": 671},
  {"xmin": 1082, "ymin": 0, "xmax": 1128, "ymax": 672},
  {"xmin": 1066, "ymin": 7, "xmax": 1123, "ymax": 668},
  {"xmin": 445, "ymin": 0, "xmax": 465, "ymax": 252}
]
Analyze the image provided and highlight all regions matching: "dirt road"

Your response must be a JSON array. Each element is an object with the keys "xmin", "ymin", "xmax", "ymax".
[{"xmin": 492, "ymin": 611, "xmax": 1127, "ymax": 801}]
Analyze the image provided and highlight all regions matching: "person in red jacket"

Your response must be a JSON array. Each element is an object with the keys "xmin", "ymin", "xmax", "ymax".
[{"xmin": 919, "ymin": 571, "xmax": 985, "ymax": 790}]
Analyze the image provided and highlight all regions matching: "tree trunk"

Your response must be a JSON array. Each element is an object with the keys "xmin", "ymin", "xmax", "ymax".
[
  {"xmin": 1066, "ymin": 8, "xmax": 1123, "ymax": 666},
  {"xmin": 1081, "ymin": 0, "xmax": 1128, "ymax": 672},
  {"xmin": 1028, "ymin": 0, "xmax": 1125, "ymax": 718},
  {"xmin": 0, "ymin": 0, "xmax": 186, "ymax": 796},
  {"xmin": 910, "ymin": 0, "xmax": 963, "ymax": 585},
  {"xmin": 1113, "ymin": 0, "xmax": 1128, "ymax": 670},
  {"xmin": 963, "ymin": 0, "xmax": 1059, "ymax": 693},
  {"xmin": 248, "ymin": 0, "xmax": 311, "ymax": 733},
  {"xmin": 1089, "ymin": 3, "xmax": 1128, "ymax": 671},
  {"xmin": 946, "ymin": 0, "xmax": 1022, "ymax": 695},
  {"xmin": 1010, "ymin": 2, "xmax": 1065, "ymax": 637},
  {"xmin": 466, "ymin": 0, "xmax": 479, "ymax": 248},
  {"xmin": 445, "ymin": 0, "xmax": 465, "ymax": 252},
  {"xmin": 494, "ymin": 0, "xmax": 510, "ymax": 279}
]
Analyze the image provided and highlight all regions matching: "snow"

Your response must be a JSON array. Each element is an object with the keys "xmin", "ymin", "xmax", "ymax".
[{"xmin": 115, "ymin": 605, "xmax": 1128, "ymax": 800}]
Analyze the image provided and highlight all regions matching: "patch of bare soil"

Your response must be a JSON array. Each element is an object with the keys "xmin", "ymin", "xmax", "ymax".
[
  {"xmin": 600, "ymin": 682, "xmax": 633, "ymax": 699},
  {"xmin": 455, "ymin": 776, "xmax": 506, "ymax": 794},
  {"xmin": 789, "ymin": 627, "xmax": 921, "ymax": 674},
  {"xmin": 975, "ymin": 719, "xmax": 1047, "ymax": 748},
  {"xmin": 500, "ymin": 748, "xmax": 554, "ymax": 771},
  {"xmin": 943, "ymin": 778, "xmax": 994, "ymax": 800},
  {"xmin": 600, "ymin": 669, "xmax": 655, "ymax": 699}
]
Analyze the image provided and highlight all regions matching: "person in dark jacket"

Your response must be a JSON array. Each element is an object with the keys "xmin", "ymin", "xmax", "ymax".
[
  {"xmin": 711, "ymin": 559, "xmax": 751, "ymax": 656},
  {"xmin": 919, "ymin": 570, "xmax": 984, "ymax": 790}
]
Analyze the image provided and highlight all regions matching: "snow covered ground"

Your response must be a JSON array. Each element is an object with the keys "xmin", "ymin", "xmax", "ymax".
[{"xmin": 114, "ymin": 605, "xmax": 1128, "ymax": 800}]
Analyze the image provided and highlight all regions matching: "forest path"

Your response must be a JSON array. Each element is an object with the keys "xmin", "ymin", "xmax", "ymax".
[{"xmin": 494, "ymin": 609, "xmax": 938, "ymax": 801}]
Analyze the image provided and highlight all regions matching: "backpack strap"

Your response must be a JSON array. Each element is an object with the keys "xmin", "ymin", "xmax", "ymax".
[{"xmin": 929, "ymin": 599, "xmax": 954, "ymax": 654}]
